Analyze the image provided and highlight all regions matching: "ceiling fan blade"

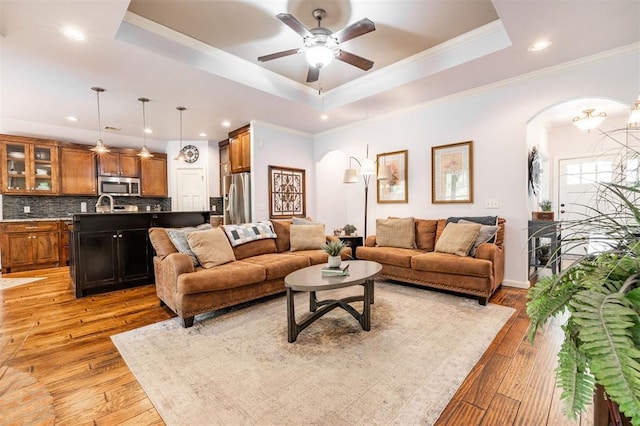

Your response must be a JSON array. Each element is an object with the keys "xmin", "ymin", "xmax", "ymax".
[
  {"xmin": 306, "ymin": 67, "xmax": 320, "ymax": 83},
  {"xmin": 332, "ymin": 18, "xmax": 375, "ymax": 43},
  {"xmin": 257, "ymin": 48, "xmax": 300, "ymax": 62},
  {"xmin": 276, "ymin": 13, "xmax": 313, "ymax": 38},
  {"xmin": 336, "ymin": 50, "xmax": 374, "ymax": 71}
]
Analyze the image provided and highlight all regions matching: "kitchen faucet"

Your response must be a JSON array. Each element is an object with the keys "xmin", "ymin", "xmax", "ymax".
[{"xmin": 95, "ymin": 194, "xmax": 114, "ymax": 212}]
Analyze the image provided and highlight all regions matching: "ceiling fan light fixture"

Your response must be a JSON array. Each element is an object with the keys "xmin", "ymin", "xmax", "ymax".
[
  {"xmin": 572, "ymin": 108, "xmax": 606, "ymax": 131},
  {"xmin": 305, "ymin": 45, "xmax": 334, "ymax": 68}
]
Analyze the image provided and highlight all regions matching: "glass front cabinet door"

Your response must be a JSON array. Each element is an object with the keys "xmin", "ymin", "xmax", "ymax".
[{"xmin": 2, "ymin": 141, "xmax": 58, "ymax": 194}]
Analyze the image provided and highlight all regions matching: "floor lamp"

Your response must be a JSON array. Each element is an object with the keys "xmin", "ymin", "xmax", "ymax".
[{"xmin": 343, "ymin": 145, "xmax": 391, "ymax": 237}]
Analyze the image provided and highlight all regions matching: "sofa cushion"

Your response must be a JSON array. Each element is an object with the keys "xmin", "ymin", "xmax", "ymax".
[
  {"xmin": 357, "ymin": 246, "xmax": 424, "ymax": 268},
  {"xmin": 411, "ymin": 252, "xmax": 493, "ymax": 278},
  {"xmin": 148, "ymin": 227, "xmax": 178, "ymax": 257},
  {"xmin": 233, "ymin": 239, "xmax": 278, "ymax": 260},
  {"xmin": 223, "ymin": 221, "xmax": 277, "ymax": 247},
  {"xmin": 376, "ymin": 217, "xmax": 415, "ymax": 248},
  {"xmin": 177, "ymin": 261, "xmax": 266, "ymax": 295},
  {"xmin": 290, "ymin": 224, "xmax": 325, "ymax": 251},
  {"xmin": 241, "ymin": 253, "xmax": 310, "ymax": 280},
  {"xmin": 288, "ymin": 250, "xmax": 329, "ymax": 265},
  {"xmin": 414, "ymin": 219, "xmax": 438, "ymax": 251},
  {"xmin": 459, "ymin": 219, "xmax": 499, "ymax": 256},
  {"xmin": 166, "ymin": 224, "xmax": 213, "ymax": 266},
  {"xmin": 447, "ymin": 216, "xmax": 498, "ymax": 242},
  {"xmin": 271, "ymin": 220, "xmax": 292, "ymax": 252},
  {"xmin": 187, "ymin": 228, "xmax": 236, "ymax": 268},
  {"xmin": 434, "ymin": 222, "xmax": 481, "ymax": 256}
]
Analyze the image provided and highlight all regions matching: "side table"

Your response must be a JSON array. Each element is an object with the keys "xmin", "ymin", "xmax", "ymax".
[{"xmin": 340, "ymin": 236, "xmax": 364, "ymax": 259}]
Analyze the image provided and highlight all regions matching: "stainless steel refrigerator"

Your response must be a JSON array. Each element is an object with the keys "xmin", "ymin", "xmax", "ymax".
[{"xmin": 223, "ymin": 172, "xmax": 251, "ymax": 225}]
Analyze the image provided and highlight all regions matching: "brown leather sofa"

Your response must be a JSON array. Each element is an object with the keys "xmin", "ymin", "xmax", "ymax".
[
  {"xmin": 357, "ymin": 217, "xmax": 505, "ymax": 305},
  {"xmin": 148, "ymin": 220, "xmax": 351, "ymax": 327}
]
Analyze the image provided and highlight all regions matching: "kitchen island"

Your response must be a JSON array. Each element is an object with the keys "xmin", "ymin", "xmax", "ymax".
[{"xmin": 71, "ymin": 211, "xmax": 210, "ymax": 297}]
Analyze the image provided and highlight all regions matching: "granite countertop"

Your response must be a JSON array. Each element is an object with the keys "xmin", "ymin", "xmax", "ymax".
[
  {"xmin": 1, "ymin": 217, "xmax": 74, "ymax": 223},
  {"xmin": 1, "ymin": 211, "xmax": 218, "ymax": 222}
]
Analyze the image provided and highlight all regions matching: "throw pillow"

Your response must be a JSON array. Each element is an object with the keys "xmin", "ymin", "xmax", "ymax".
[
  {"xmin": 376, "ymin": 217, "xmax": 415, "ymax": 248},
  {"xmin": 223, "ymin": 221, "xmax": 277, "ymax": 247},
  {"xmin": 459, "ymin": 219, "xmax": 499, "ymax": 256},
  {"xmin": 166, "ymin": 223, "xmax": 213, "ymax": 266},
  {"xmin": 289, "ymin": 224, "xmax": 325, "ymax": 251},
  {"xmin": 447, "ymin": 216, "xmax": 498, "ymax": 242},
  {"xmin": 434, "ymin": 222, "xmax": 481, "ymax": 256},
  {"xmin": 187, "ymin": 228, "xmax": 236, "ymax": 268}
]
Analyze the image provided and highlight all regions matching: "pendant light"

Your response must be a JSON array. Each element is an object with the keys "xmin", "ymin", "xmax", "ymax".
[
  {"xmin": 90, "ymin": 87, "xmax": 110, "ymax": 153},
  {"xmin": 137, "ymin": 97, "xmax": 153, "ymax": 158},
  {"xmin": 174, "ymin": 107, "xmax": 187, "ymax": 162}
]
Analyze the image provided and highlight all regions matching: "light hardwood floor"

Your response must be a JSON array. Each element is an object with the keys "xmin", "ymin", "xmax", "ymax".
[{"xmin": 0, "ymin": 267, "xmax": 593, "ymax": 425}]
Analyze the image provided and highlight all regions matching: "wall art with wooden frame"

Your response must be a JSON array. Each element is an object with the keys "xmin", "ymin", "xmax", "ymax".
[
  {"xmin": 431, "ymin": 141, "xmax": 473, "ymax": 204},
  {"xmin": 268, "ymin": 165, "xmax": 306, "ymax": 218},
  {"xmin": 376, "ymin": 150, "xmax": 408, "ymax": 203}
]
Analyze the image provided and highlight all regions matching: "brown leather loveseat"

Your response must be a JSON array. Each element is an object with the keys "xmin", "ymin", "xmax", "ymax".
[{"xmin": 356, "ymin": 216, "xmax": 505, "ymax": 305}]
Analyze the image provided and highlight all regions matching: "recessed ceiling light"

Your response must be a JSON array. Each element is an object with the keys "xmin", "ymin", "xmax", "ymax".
[
  {"xmin": 320, "ymin": 114, "xmax": 329, "ymax": 120},
  {"xmin": 221, "ymin": 120, "xmax": 231, "ymax": 128},
  {"xmin": 62, "ymin": 27, "xmax": 86, "ymax": 41},
  {"xmin": 144, "ymin": 128, "xmax": 153, "ymax": 134},
  {"xmin": 199, "ymin": 132, "xmax": 207, "ymax": 137},
  {"xmin": 65, "ymin": 116, "xmax": 78, "ymax": 122},
  {"xmin": 528, "ymin": 40, "xmax": 552, "ymax": 52}
]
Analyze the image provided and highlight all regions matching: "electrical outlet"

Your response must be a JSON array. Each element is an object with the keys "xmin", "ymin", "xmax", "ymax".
[
  {"xmin": 485, "ymin": 199, "xmax": 499, "ymax": 209},
  {"xmin": 24, "ymin": 206, "xmax": 30, "ymax": 213},
  {"xmin": 211, "ymin": 205, "xmax": 217, "ymax": 212},
  {"xmin": 80, "ymin": 202, "xmax": 87, "ymax": 213}
]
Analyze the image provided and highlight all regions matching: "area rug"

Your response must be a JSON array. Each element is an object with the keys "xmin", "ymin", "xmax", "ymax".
[
  {"xmin": 112, "ymin": 282, "xmax": 515, "ymax": 425},
  {"xmin": 0, "ymin": 277, "xmax": 45, "ymax": 290}
]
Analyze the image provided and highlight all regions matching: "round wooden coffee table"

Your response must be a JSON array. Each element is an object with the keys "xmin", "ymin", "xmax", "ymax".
[{"xmin": 284, "ymin": 260, "xmax": 382, "ymax": 343}]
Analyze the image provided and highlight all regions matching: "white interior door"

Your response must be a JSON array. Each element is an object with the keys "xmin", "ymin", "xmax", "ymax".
[
  {"xmin": 175, "ymin": 168, "xmax": 208, "ymax": 211},
  {"xmin": 558, "ymin": 155, "xmax": 617, "ymax": 255}
]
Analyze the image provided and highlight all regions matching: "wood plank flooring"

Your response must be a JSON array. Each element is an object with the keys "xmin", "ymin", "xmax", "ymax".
[{"xmin": 0, "ymin": 267, "xmax": 593, "ymax": 425}]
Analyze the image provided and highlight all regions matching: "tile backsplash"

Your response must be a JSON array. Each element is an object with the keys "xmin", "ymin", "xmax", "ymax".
[{"xmin": 1, "ymin": 195, "xmax": 171, "ymax": 219}]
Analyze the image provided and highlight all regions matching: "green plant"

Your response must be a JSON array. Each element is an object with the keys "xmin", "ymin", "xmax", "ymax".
[
  {"xmin": 539, "ymin": 199, "xmax": 553, "ymax": 211},
  {"xmin": 320, "ymin": 240, "xmax": 347, "ymax": 256},
  {"xmin": 343, "ymin": 224, "xmax": 357, "ymax": 235},
  {"xmin": 527, "ymin": 126, "xmax": 640, "ymax": 424}
]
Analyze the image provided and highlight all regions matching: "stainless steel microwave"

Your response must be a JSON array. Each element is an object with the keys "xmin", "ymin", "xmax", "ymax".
[{"xmin": 98, "ymin": 176, "xmax": 141, "ymax": 196}]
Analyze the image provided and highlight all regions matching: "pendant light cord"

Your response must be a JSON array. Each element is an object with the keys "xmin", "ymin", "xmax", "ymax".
[{"xmin": 96, "ymin": 90, "xmax": 102, "ymax": 141}]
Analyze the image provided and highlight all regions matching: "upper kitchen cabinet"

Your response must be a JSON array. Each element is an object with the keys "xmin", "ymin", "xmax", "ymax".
[
  {"xmin": 1, "ymin": 137, "xmax": 59, "ymax": 195},
  {"xmin": 59, "ymin": 147, "xmax": 97, "ymax": 195},
  {"xmin": 229, "ymin": 125, "xmax": 251, "ymax": 173},
  {"xmin": 98, "ymin": 151, "xmax": 140, "ymax": 177},
  {"xmin": 140, "ymin": 155, "xmax": 168, "ymax": 197}
]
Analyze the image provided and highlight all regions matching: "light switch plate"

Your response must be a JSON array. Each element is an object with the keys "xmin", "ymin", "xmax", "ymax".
[{"xmin": 485, "ymin": 199, "xmax": 499, "ymax": 209}]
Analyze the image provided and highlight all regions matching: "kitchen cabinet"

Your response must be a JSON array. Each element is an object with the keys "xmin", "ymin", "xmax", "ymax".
[
  {"xmin": 98, "ymin": 152, "xmax": 139, "ymax": 177},
  {"xmin": 1, "ymin": 221, "xmax": 60, "ymax": 273},
  {"xmin": 229, "ymin": 125, "xmax": 251, "ymax": 173},
  {"xmin": 60, "ymin": 220, "xmax": 72, "ymax": 266},
  {"xmin": 75, "ymin": 228, "xmax": 151, "ymax": 297},
  {"xmin": 140, "ymin": 156, "xmax": 168, "ymax": 197},
  {"xmin": 59, "ymin": 147, "xmax": 97, "ymax": 195},
  {"xmin": 1, "ymin": 139, "xmax": 59, "ymax": 195},
  {"xmin": 71, "ymin": 211, "xmax": 211, "ymax": 297}
]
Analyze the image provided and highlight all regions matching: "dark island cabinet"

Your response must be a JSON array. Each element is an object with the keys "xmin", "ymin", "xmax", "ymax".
[{"xmin": 71, "ymin": 211, "xmax": 210, "ymax": 297}]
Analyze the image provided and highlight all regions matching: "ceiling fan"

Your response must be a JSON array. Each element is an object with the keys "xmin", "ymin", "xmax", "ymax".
[{"xmin": 257, "ymin": 9, "xmax": 376, "ymax": 83}]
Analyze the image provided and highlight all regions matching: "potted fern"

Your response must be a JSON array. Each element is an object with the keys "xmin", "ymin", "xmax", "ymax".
[{"xmin": 527, "ymin": 126, "xmax": 640, "ymax": 424}]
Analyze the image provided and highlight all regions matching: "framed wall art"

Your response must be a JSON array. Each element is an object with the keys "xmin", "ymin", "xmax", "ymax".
[
  {"xmin": 431, "ymin": 141, "xmax": 473, "ymax": 204},
  {"xmin": 376, "ymin": 150, "xmax": 408, "ymax": 203},
  {"xmin": 269, "ymin": 165, "xmax": 306, "ymax": 218}
]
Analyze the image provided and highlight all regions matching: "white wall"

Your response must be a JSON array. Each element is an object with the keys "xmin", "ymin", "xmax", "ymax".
[
  {"xmin": 313, "ymin": 48, "xmax": 640, "ymax": 288},
  {"xmin": 251, "ymin": 121, "xmax": 315, "ymax": 222}
]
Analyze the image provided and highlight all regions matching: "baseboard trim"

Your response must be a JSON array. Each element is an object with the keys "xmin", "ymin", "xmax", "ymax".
[{"xmin": 502, "ymin": 279, "xmax": 530, "ymax": 289}]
